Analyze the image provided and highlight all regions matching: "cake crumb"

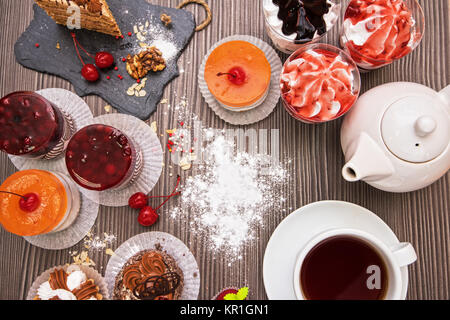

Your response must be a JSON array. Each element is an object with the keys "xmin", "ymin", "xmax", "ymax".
[
  {"xmin": 160, "ymin": 13, "xmax": 172, "ymax": 26},
  {"xmin": 150, "ymin": 121, "xmax": 158, "ymax": 133}
]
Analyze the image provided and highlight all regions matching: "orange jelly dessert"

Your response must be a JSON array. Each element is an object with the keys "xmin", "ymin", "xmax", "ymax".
[
  {"xmin": 204, "ymin": 41, "xmax": 271, "ymax": 110},
  {"xmin": 0, "ymin": 169, "xmax": 80, "ymax": 236}
]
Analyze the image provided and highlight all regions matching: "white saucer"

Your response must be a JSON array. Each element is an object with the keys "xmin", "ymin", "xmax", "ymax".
[{"xmin": 263, "ymin": 201, "xmax": 410, "ymax": 300}]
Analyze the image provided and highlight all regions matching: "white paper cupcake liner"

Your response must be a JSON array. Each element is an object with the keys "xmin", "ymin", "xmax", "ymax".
[
  {"xmin": 198, "ymin": 35, "xmax": 282, "ymax": 125},
  {"xmin": 8, "ymin": 88, "xmax": 94, "ymax": 170},
  {"xmin": 71, "ymin": 113, "xmax": 163, "ymax": 207},
  {"xmin": 27, "ymin": 264, "xmax": 109, "ymax": 300},
  {"xmin": 23, "ymin": 173, "xmax": 99, "ymax": 250},
  {"xmin": 104, "ymin": 232, "xmax": 200, "ymax": 300}
]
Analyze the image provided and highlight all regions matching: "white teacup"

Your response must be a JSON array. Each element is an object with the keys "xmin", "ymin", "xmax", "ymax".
[{"xmin": 293, "ymin": 228, "xmax": 417, "ymax": 300}]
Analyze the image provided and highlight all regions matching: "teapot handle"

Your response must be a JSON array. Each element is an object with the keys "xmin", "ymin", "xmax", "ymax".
[{"xmin": 439, "ymin": 85, "xmax": 450, "ymax": 107}]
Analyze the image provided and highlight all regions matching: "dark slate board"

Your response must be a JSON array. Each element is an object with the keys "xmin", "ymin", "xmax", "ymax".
[{"xmin": 14, "ymin": 0, "xmax": 196, "ymax": 120}]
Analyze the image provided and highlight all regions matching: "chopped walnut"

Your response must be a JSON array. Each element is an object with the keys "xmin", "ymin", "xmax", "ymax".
[
  {"xmin": 160, "ymin": 13, "xmax": 172, "ymax": 27},
  {"xmin": 126, "ymin": 47, "xmax": 166, "ymax": 80},
  {"xmin": 87, "ymin": 0, "xmax": 102, "ymax": 14},
  {"xmin": 72, "ymin": 0, "xmax": 88, "ymax": 6}
]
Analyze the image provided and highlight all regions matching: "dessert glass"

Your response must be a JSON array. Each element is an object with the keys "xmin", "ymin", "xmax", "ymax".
[
  {"xmin": 280, "ymin": 43, "xmax": 361, "ymax": 123},
  {"xmin": 262, "ymin": 0, "xmax": 341, "ymax": 54},
  {"xmin": 0, "ymin": 169, "xmax": 80, "ymax": 237},
  {"xmin": 0, "ymin": 91, "xmax": 74, "ymax": 159},
  {"xmin": 65, "ymin": 124, "xmax": 143, "ymax": 191},
  {"xmin": 340, "ymin": 0, "xmax": 425, "ymax": 71}
]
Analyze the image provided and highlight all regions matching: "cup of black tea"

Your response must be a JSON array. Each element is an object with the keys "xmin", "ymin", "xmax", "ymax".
[{"xmin": 293, "ymin": 228, "xmax": 417, "ymax": 300}]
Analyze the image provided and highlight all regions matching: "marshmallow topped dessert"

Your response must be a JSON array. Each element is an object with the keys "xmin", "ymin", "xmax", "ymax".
[{"xmin": 34, "ymin": 265, "xmax": 103, "ymax": 300}]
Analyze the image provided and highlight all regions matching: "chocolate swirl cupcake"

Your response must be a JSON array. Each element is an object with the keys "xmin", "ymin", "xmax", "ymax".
[{"xmin": 113, "ymin": 250, "xmax": 184, "ymax": 300}]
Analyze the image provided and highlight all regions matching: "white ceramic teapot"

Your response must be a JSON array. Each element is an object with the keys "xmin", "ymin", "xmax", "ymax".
[{"xmin": 341, "ymin": 82, "xmax": 450, "ymax": 193}]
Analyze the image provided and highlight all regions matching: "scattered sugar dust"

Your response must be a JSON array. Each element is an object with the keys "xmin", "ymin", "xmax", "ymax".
[
  {"xmin": 129, "ymin": 17, "xmax": 180, "ymax": 61},
  {"xmin": 170, "ymin": 134, "xmax": 289, "ymax": 260}
]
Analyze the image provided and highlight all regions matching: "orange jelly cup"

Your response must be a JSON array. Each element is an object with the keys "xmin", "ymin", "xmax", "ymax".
[{"xmin": 0, "ymin": 170, "xmax": 69, "ymax": 236}]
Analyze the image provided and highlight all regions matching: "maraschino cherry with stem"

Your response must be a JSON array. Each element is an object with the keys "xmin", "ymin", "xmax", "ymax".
[
  {"xmin": 0, "ymin": 190, "xmax": 40, "ymax": 212},
  {"xmin": 217, "ymin": 66, "xmax": 246, "ymax": 85},
  {"xmin": 71, "ymin": 32, "xmax": 115, "ymax": 82},
  {"xmin": 129, "ymin": 176, "xmax": 181, "ymax": 227}
]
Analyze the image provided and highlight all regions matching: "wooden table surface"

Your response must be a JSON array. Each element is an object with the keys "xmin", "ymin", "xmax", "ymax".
[{"xmin": 0, "ymin": 0, "xmax": 449, "ymax": 300}]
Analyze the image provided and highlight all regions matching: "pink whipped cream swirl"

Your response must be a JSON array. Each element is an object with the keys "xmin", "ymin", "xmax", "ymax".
[
  {"xmin": 281, "ymin": 49, "xmax": 358, "ymax": 122},
  {"xmin": 343, "ymin": 0, "xmax": 420, "ymax": 67}
]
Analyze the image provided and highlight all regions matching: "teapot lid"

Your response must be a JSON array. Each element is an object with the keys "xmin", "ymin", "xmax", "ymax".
[{"xmin": 381, "ymin": 95, "xmax": 449, "ymax": 163}]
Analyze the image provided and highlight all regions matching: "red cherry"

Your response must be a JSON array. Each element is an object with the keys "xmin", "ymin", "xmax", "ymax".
[
  {"xmin": 81, "ymin": 64, "xmax": 99, "ymax": 82},
  {"xmin": 105, "ymin": 164, "xmax": 116, "ymax": 175},
  {"xmin": 138, "ymin": 206, "xmax": 159, "ymax": 227},
  {"xmin": 228, "ymin": 67, "xmax": 246, "ymax": 85},
  {"xmin": 95, "ymin": 52, "xmax": 115, "ymax": 69},
  {"xmin": 217, "ymin": 67, "xmax": 246, "ymax": 86},
  {"xmin": 129, "ymin": 192, "xmax": 148, "ymax": 209},
  {"xmin": 19, "ymin": 193, "xmax": 41, "ymax": 212}
]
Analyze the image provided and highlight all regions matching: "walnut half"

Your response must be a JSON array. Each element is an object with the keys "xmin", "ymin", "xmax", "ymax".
[
  {"xmin": 160, "ymin": 13, "xmax": 172, "ymax": 27},
  {"xmin": 126, "ymin": 47, "xmax": 166, "ymax": 80}
]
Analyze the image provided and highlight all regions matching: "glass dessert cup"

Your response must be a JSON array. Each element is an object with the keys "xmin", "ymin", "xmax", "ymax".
[
  {"xmin": 280, "ymin": 43, "xmax": 361, "ymax": 124},
  {"xmin": 262, "ymin": 0, "xmax": 341, "ymax": 54},
  {"xmin": 340, "ymin": 0, "xmax": 425, "ymax": 71},
  {"xmin": 0, "ymin": 169, "xmax": 80, "ymax": 237},
  {"xmin": 65, "ymin": 124, "xmax": 143, "ymax": 192},
  {"xmin": 0, "ymin": 91, "xmax": 74, "ymax": 160}
]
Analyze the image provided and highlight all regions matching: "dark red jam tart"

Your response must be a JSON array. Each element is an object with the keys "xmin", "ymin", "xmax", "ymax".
[
  {"xmin": 0, "ymin": 91, "xmax": 66, "ymax": 158},
  {"xmin": 65, "ymin": 124, "xmax": 139, "ymax": 191}
]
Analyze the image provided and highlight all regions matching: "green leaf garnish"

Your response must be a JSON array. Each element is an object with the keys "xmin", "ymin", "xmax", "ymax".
[{"xmin": 223, "ymin": 287, "xmax": 249, "ymax": 300}]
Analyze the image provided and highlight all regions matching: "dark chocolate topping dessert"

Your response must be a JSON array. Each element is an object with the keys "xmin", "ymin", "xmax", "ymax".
[
  {"xmin": 272, "ymin": 0, "xmax": 332, "ymax": 41},
  {"xmin": 113, "ymin": 250, "xmax": 184, "ymax": 300}
]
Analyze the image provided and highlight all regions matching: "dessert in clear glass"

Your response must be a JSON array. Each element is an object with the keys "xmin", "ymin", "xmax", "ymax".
[
  {"xmin": 340, "ymin": 0, "xmax": 425, "ymax": 71},
  {"xmin": 280, "ymin": 43, "xmax": 360, "ymax": 123},
  {"xmin": 0, "ymin": 169, "xmax": 80, "ymax": 236},
  {"xmin": 263, "ymin": 0, "xmax": 341, "ymax": 54},
  {"xmin": 0, "ymin": 91, "xmax": 74, "ymax": 159},
  {"xmin": 65, "ymin": 124, "xmax": 143, "ymax": 191}
]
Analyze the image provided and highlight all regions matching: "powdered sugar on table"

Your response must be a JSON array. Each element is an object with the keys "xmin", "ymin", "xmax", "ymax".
[{"xmin": 170, "ymin": 135, "xmax": 289, "ymax": 259}]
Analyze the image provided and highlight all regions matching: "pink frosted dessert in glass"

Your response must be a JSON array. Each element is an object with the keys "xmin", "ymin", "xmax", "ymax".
[
  {"xmin": 280, "ymin": 44, "xmax": 360, "ymax": 123},
  {"xmin": 340, "ymin": 0, "xmax": 424, "ymax": 70}
]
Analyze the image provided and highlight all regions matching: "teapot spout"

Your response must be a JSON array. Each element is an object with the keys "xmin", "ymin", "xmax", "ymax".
[{"xmin": 342, "ymin": 133, "xmax": 394, "ymax": 182}]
